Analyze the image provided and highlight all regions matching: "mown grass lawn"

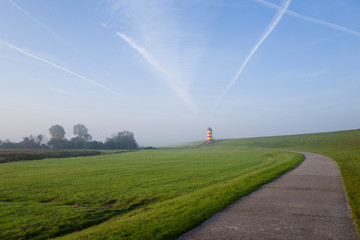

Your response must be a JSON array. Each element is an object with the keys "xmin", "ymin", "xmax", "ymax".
[
  {"xmin": 0, "ymin": 147, "xmax": 302, "ymax": 239},
  {"xmin": 215, "ymin": 129, "xmax": 360, "ymax": 235}
]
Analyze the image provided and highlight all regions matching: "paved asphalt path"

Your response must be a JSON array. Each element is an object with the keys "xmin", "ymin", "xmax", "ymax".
[{"xmin": 178, "ymin": 151, "xmax": 358, "ymax": 240}]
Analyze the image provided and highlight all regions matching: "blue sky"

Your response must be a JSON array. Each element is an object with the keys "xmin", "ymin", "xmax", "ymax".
[{"xmin": 1, "ymin": 0, "xmax": 359, "ymax": 146}]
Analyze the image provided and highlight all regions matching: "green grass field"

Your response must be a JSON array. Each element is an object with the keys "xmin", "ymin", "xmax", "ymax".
[
  {"xmin": 0, "ymin": 147, "xmax": 302, "ymax": 239},
  {"xmin": 1, "ymin": 128, "xmax": 358, "ymax": 239},
  {"xmin": 213, "ymin": 129, "xmax": 360, "ymax": 234}
]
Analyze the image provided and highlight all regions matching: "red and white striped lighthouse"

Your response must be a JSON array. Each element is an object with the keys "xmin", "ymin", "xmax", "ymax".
[{"xmin": 207, "ymin": 127, "xmax": 213, "ymax": 142}]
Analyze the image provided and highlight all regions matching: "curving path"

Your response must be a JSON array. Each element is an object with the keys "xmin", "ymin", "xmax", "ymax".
[{"xmin": 179, "ymin": 151, "xmax": 358, "ymax": 240}]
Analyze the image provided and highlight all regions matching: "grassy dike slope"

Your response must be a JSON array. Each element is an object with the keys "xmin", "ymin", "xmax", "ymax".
[
  {"xmin": 54, "ymin": 148, "xmax": 302, "ymax": 240},
  {"xmin": 0, "ymin": 147, "xmax": 302, "ymax": 239},
  {"xmin": 215, "ymin": 129, "xmax": 360, "ymax": 234}
]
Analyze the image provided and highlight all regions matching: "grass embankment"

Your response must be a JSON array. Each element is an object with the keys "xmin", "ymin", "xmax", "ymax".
[
  {"xmin": 0, "ymin": 148, "xmax": 302, "ymax": 239},
  {"xmin": 215, "ymin": 129, "xmax": 360, "ymax": 234}
]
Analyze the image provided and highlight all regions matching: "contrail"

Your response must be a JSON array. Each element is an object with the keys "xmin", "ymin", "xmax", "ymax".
[
  {"xmin": 212, "ymin": 0, "xmax": 291, "ymax": 114},
  {"xmin": 117, "ymin": 32, "xmax": 167, "ymax": 74},
  {"xmin": 117, "ymin": 32, "xmax": 198, "ymax": 113},
  {"xmin": 39, "ymin": 0, "xmax": 51, "ymax": 11},
  {"xmin": 0, "ymin": 39, "xmax": 136, "ymax": 102},
  {"xmin": 9, "ymin": 0, "xmax": 64, "ymax": 42},
  {"xmin": 254, "ymin": 0, "xmax": 360, "ymax": 38},
  {"xmin": 8, "ymin": 0, "xmax": 114, "ymax": 79}
]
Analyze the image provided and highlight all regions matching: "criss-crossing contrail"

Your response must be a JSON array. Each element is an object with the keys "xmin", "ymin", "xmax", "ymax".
[
  {"xmin": 254, "ymin": 0, "xmax": 360, "ymax": 38},
  {"xmin": 1, "ymin": 39, "xmax": 135, "ymax": 102},
  {"xmin": 117, "ymin": 32, "xmax": 198, "ymax": 113},
  {"xmin": 212, "ymin": 0, "xmax": 291, "ymax": 114},
  {"xmin": 9, "ymin": 0, "xmax": 64, "ymax": 42},
  {"xmin": 8, "ymin": 0, "xmax": 114, "ymax": 79}
]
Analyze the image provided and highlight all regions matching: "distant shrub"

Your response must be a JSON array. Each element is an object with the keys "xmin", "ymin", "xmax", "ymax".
[
  {"xmin": 0, "ymin": 150, "xmax": 101, "ymax": 163},
  {"xmin": 143, "ymin": 146, "xmax": 156, "ymax": 150}
]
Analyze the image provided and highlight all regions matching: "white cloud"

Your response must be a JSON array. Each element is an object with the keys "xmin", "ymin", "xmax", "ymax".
[
  {"xmin": 117, "ymin": 32, "xmax": 197, "ymax": 113},
  {"xmin": 100, "ymin": 22, "xmax": 111, "ymax": 29},
  {"xmin": 105, "ymin": 0, "xmax": 206, "ymax": 113}
]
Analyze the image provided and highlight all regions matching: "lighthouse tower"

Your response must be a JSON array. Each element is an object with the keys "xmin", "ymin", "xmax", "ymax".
[{"xmin": 207, "ymin": 127, "xmax": 213, "ymax": 142}]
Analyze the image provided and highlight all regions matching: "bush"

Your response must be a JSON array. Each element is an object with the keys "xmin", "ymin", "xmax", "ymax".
[{"xmin": 0, "ymin": 150, "xmax": 101, "ymax": 164}]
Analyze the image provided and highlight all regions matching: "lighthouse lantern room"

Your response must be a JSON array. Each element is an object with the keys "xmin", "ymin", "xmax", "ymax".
[{"xmin": 207, "ymin": 127, "xmax": 213, "ymax": 142}]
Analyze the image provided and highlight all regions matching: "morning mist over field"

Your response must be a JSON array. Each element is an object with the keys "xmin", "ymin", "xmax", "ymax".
[{"xmin": 1, "ymin": 0, "xmax": 360, "ymax": 146}]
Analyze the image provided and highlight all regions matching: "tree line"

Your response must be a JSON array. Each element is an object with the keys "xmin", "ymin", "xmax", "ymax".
[{"xmin": 0, "ymin": 124, "xmax": 138, "ymax": 150}]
